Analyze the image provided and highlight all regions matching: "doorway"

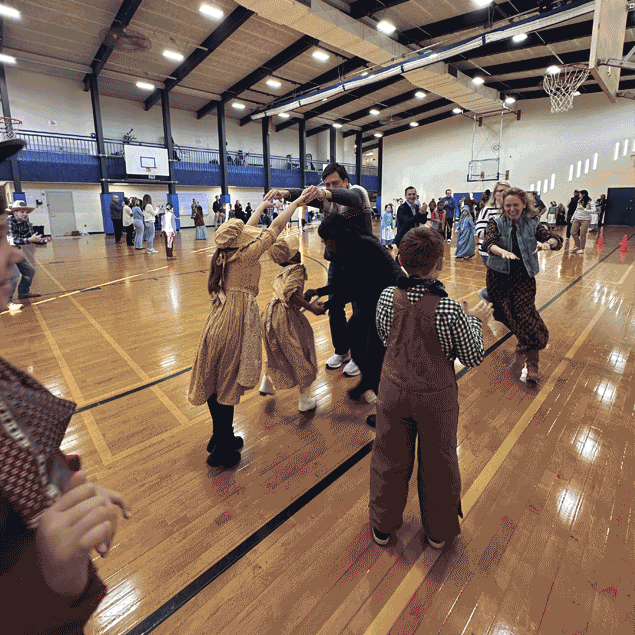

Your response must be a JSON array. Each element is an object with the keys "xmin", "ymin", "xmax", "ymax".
[
  {"xmin": 46, "ymin": 191, "xmax": 77, "ymax": 237},
  {"xmin": 606, "ymin": 188, "xmax": 635, "ymax": 226}
]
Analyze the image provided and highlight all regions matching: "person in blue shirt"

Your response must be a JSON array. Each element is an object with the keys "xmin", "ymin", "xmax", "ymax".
[{"xmin": 439, "ymin": 189, "xmax": 457, "ymax": 243}]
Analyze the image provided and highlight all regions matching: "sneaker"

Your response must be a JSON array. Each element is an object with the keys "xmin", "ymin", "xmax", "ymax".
[
  {"xmin": 18, "ymin": 292, "xmax": 42, "ymax": 299},
  {"xmin": 326, "ymin": 351, "xmax": 351, "ymax": 370},
  {"xmin": 575, "ymin": 249, "xmax": 584, "ymax": 255},
  {"xmin": 477, "ymin": 288, "xmax": 489, "ymax": 302},
  {"xmin": 447, "ymin": 239, "xmax": 451, "ymax": 243},
  {"xmin": 343, "ymin": 359, "xmax": 361, "ymax": 377},
  {"xmin": 149, "ymin": 248, "xmax": 159, "ymax": 254},
  {"xmin": 7, "ymin": 302, "xmax": 22, "ymax": 312},
  {"xmin": 372, "ymin": 527, "xmax": 391, "ymax": 546},
  {"xmin": 298, "ymin": 395, "xmax": 317, "ymax": 412},
  {"xmin": 427, "ymin": 536, "xmax": 445, "ymax": 549},
  {"xmin": 259, "ymin": 375, "xmax": 275, "ymax": 396}
]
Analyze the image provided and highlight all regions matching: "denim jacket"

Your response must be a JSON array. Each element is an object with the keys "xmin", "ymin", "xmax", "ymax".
[{"xmin": 487, "ymin": 214, "xmax": 540, "ymax": 278}]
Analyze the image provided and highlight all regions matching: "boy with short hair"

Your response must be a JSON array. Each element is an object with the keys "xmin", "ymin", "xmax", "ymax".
[{"xmin": 369, "ymin": 226, "xmax": 493, "ymax": 549}]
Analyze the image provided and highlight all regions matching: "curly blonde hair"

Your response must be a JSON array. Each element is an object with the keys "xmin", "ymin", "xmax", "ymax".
[{"xmin": 502, "ymin": 187, "xmax": 537, "ymax": 218}]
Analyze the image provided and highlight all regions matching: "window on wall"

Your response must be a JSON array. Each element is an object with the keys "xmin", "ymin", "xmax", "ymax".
[
  {"xmin": 568, "ymin": 165, "xmax": 574, "ymax": 181},
  {"xmin": 576, "ymin": 161, "xmax": 582, "ymax": 178},
  {"xmin": 543, "ymin": 179, "xmax": 548, "ymax": 193},
  {"xmin": 584, "ymin": 159, "xmax": 589, "ymax": 174},
  {"xmin": 632, "ymin": 139, "xmax": 635, "ymax": 152},
  {"xmin": 624, "ymin": 139, "xmax": 629, "ymax": 157},
  {"xmin": 530, "ymin": 183, "xmax": 535, "ymax": 191},
  {"xmin": 592, "ymin": 153, "xmax": 598, "ymax": 170},
  {"xmin": 537, "ymin": 181, "xmax": 541, "ymax": 194},
  {"xmin": 551, "ymin": 173, "xmax": 556, "ymax": 189},
  {"xmin": 614, "ymin": 142, "xmax": 620, "ymax": 160}
]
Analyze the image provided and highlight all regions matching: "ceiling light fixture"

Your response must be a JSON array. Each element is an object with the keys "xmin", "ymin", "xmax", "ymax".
[
  {"xmin": 409, "ymin": 122, "xmax": 419, "ymax": 127},
  {"xmin": 414, "ymin": 91, "xmax": 426, "ymax": 99},
  {"xmin": 546, "ymin": 65, "xmax": 560, "ymax": 75},
  {"xmin": 505, "ymin": 96, "xmax": 516, "ymax": 104},
  {"xmin": 279, "ymin": 113, "xmax": 290, "ymax": 118},
  {"xmin": 199, "ymin": 4, "xmax": 223, "ymax": 19},
  {"xmin": 573, "ymin": 91, "xmax": 581, "ymax": 96},
  {"xmin": 365, "ymin": 151, "xmax": 374, "ymax": 156},
  {"xmin": 0, "ymin": 4, "xmax": 21, "ymax": 19},
  {"xmin": 361, "ymin": 71, "xmax": 369, "ymax": 77},
  {"xmin": 452, "ymin": 108, "xmax": 463, "ymax": 114},
  {"xmin": 163, "ymin": 50, "xmax": 184, "ymax": 62},
  {"xmin": 266, "ymin": 79, "xmax": 282, "ymax": 89},
  {"xmin": 473, "ymin": 0, "xmax": 493, "ymax": 6},
  {"xmin": 376, "ymin": 20, "xmax": 397, "ymax": 35},
  {"xmin": 232, "ymin": 103, "xmax": 246, "ymax": 110},
  {"xmin": 512, "ymin": 33, "xmax": 528, "ymax": 43},
  {"xmin": 374, "ymin": 132, "xmax": 383, "ymax": 138},
  {"xmin": 136, "ymin": 81, "xmax": 154, "ymax": 90},
  {"xmin": 0, "ymin": 53, "xmax": 16, "ymax": 64},
  {"xmin": 312, "ymin": 50, "xmax": 330, "ymax": 62},
  {"xmin": 472, "ymin": 77, "xmax": 485, "ymax": 85},
  {"xmin": 369, "ymin": 108, "xmax": 381, "ymax": 116},
  {"xmin": 427, "ymin": 52, "xmax": 439, "ymax": 59},
  {"xmin": 332, "ymin": 123, "xmax": 343, "ymax": 128}
]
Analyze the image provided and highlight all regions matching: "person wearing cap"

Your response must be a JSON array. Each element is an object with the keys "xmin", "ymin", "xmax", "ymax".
[
  {"xmin": 454, "ymin": 204, "xmax": 476, "ymax": 260},
  {"xmin": 109, "ymin": 195, "xmax": 123, "ymax": 243},
  {"xmin": 6, "ymin": 199, "xmax": 51, "ymax": 303},
  {"xmin": 258, "ymin": 235, "xmax": 326, "ymax": 412},
  {"xmin": 188, "ymin": 191, "xmax": 311, "ymax": 470}
]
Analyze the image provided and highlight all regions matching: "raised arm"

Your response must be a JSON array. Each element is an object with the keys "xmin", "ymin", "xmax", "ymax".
[{"xmin": 270, "ymin": 195, "xmax": 307, "ymax": 236}]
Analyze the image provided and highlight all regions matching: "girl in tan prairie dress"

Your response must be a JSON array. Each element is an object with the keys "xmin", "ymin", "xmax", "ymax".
[
  {"xmin": 188, "ymin": 194, "xmax": 309, "ymax": 469},
  {"xmin": 258, "ymin": 235, "xmax": 326, "ymax": 412}
]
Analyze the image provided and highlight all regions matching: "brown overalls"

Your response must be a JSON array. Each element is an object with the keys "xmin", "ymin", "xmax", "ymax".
[{"xmin": 369, "ymin": 290, "xmax": 462, "ymax": 542}]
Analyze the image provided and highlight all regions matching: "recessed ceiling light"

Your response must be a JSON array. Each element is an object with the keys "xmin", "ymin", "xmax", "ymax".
[
  {"xmin": 512, "ymin": 33, "xmax": 528, "ymax": 43},
  {"xmin": 312, "ymin": 50, "xmax": 330, "ymax": 62},
  {"xmin": 266, "ymin": 79, "xmax": 282, "ymax": 89},
  {"xmin": 409, "ymin": 121, "xmax": 419, "ymax": 127},
  {"xmin": 163, "ymin": 50, "xmax": 184, "ymax": 62},
  {"xmin": 546, "ymin": 65, "xmax": 560, "ymax": 75},
  {"xmin": 332, "ymin": 123, "xmax": 343, "ymax": 128},
  {"xmin": 279, "ymin": 113, "xmax": 290, "ymax": 118},
  {"xmin": 472, "ymin": 77, "xmax": 485, "ymax": 85},
  {"xmin": 322, "ymin": 97, "xmax": 328, "ymax": 102},
  {"xmin": 505, "ymin": 96, "xmax": 516, "ymax": 104},
  {"xmin": 427, "ymin": 52, "xmax": 439, "ymax": 59},
  {"xmin": 199, "ymin": 4, "xmax": 223, "ymax": 19},
  {"xmin": 365, "ymin": 151, "xmax": 374, "ymax": 156},
  {"xmin": 0, "ymin": 53, "xmax": 16, "ymax": 65},
  {"xmin": 374, "ymin": 132, "xmax": 383, "ymax": 138},
  {"xmin": 377, "ymin": 20, "xmax": 397, "ymax": 35},
  {"xmin": 414, "ymin": 91, "xmax": 426, "ymax": 99},
  {"xmin": 474, "ymin": 0, "xmax": 493, "ymax": 6},
  {"xmin": 232, "ymin": 103, "xmax": 246, "ymax": 110},
  {"xmin": 0, "ymin": 5, "xmax": 21, "ymax": 19},
  {"xmin": 361, "ymin": 71, "xmax": 369, "ymax": 77},
  {"xmin": 573, "ymin": 91, "xmax": 581, "ymax": 96},
  {"xmin": 452, "ymin": 108, "xmax": 463, "ymax": 114},
  {"xmin": 369, "ymin": 108, "xmax": 381, "ymax": 116}
]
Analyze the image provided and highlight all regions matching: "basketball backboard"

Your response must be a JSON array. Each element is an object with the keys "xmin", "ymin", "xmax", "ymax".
[{"xmin": 589, "ymin": 0, "xmax": 629, "ymax": 102}]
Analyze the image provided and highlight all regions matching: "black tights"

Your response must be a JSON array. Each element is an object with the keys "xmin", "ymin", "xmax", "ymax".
[{"xmin": 206, "ymin": 394, "xmax": 235, "ymax": 445}]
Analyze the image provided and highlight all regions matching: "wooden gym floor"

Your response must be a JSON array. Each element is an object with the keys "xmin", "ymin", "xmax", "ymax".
[{"xmin": 1, "ymin": 221, "xmax": 634, "ymax": 635}]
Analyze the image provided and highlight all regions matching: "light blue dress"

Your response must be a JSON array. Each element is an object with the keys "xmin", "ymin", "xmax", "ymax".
[{"xmin": 454, "ymin": 212, "xmax": 476, "ymax": 259}]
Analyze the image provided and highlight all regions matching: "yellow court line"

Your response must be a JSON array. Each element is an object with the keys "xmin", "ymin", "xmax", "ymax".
[
  {"xmin": 618, "ymin": 260, "xmax": 635, "ymax": 285},
  {"xmin": 362, "ymin": 302, "xmax": 608, "ymax": 635}
]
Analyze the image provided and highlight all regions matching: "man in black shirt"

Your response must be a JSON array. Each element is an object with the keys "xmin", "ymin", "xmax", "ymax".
[
  {"xmin": 212, "ymin": 195, "xmax": 222, "ymax": 226},
  {"xmin": 109, "ymin": 195, "xmax": 123, "ymax": 243},
  {"xmin": 566, "ymin": 190, "xmax": 579, "ymax": 240}
]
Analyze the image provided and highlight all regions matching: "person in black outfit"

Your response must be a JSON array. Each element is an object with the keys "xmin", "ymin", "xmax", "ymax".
[
  {"xmin": 245, "ymin": 202, "xmax": 252, "ymax": 221},
  {"xmin": 566, "ymin": 190, "xmax": 580, "ymax": 240},
  {"xmin": 304, "ymin": 214, "xmax": 403, "ymax": 402},
  {"xmin": 395, "ymin": 187, "xmax": 428, "ymax": 249},
  {"xmin": 596, "ymin": 194, "xmax": 608, "ymax": 227},
  {"xmin": 212, "ymin": 195, "xmax": 222, "ymax": 226},
  {"xmin": 109, "ymin": 195, "xmax": 123, "ymax": 243}
]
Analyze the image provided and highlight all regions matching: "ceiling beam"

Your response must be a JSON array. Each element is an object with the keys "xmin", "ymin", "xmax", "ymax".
[
  {"xmin": 82, "ymin": 0, "xmax": 143, "ymax": 89},
  {"xmin": 350, "ymin": 0, "xmax": 411, "ymax": 20},
  {"xmin": 336, "ymin": 88, "xmax": 426, "ymax": 127},
  {"xmin": 401, "ymin": 0, "xmax": 539, "ymax": 44},
  {"xmin": 275, "ymin": 75, "xmax": 405, "ymax": 132},
  {"xmin": 143, "ymin": 6, "xmax": 254, "ymax": 111},
  {"xmin": 306, "ymin": 124, "xmax": 331, "ymax": 138},
  {"xmin": 240, "ymin": 56, "xmax": 367, "ymax": 126},
  {"xmin": 363, "ymin": 110, "xmax": 455, "ymax": 143},
  {"xmin": 196, "ymin": 34, "xmax": 319, "ymax": 119}
]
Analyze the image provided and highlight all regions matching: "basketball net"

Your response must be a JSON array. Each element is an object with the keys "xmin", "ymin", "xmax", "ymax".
[
  {"xmin": 145, "ymin": 166, "xmax": 157, "ymax": 180},
  {"xmin": 543, "ymin": 64, "xmax": 589, "ymax": 113},
  {"xmin": 0, "ymin": 117, "xmax": 22, "ymax": 141}
]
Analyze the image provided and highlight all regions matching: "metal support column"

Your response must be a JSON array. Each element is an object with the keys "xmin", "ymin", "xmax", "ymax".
[
  {"xmin": 217, "ymin": 101, "xmax": 230, "ymax": 207},
  {"xmin": 299, "ymin": 119, "xmax": 307, "ymax": 188},
  {"xmin": 88, "ymin": 72, "xmax": 108, "ymax": 194},
  {"xmin": 376, "ymin": 136, "xmax": 383, "ymax": 211},
  {"xmin": 262, "ymin": 116, "xmax": 271, "ymax": 195},
  {"xmin": 355, "ymin": 131, "xmax": 363, "ymax": 187},
  {"xmin": 161, "ymin": 89, "xmax": 176, "ymax": 195},
  {"xmin": 329, "ymin": 126, "xmax": 337, "ymax": 164}
]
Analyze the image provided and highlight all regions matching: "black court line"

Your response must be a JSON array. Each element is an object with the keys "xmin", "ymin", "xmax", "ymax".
[{"xmin": 123, "ymin": 235, "xmax": 634, "ymax": 635}]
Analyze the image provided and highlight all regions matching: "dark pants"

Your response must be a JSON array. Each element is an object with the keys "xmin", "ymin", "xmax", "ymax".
[
  {"xmin": 348, "ymin": 303, "xmax": 386, "ymax": 394},
  {"xmin": 112, "ymin": 218, "xmax": 123, "ymax": 242},
  {"xmin": 445, "ymin": 215, "xmax": 454, "ymax": 239},
  {"xmin": 328, "ymin": 261, "xmax": 350, "ymax": 356},
  {"xmin": 124, "ymin": 224, "xmax": 134, "ymax": 246},
  {"xmin": 9, "ymin": 257, "xmax": 36, "ymax": 299},
  {"xmin": 206, "ymin": 394, "xmax": 235, "ymax": 450},
  {"xmin": 565, "ymin": 213, "xmax": 575, "ymax": 238}
]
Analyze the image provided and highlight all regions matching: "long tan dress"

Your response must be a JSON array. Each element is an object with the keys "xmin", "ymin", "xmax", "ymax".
[
  {"xmin": 188, "ymin": 228, "xmax": 277, "ymax": 406},
  {"xmin": 261, "ymin": 264, "xmax": 318, "ymax": 392}
]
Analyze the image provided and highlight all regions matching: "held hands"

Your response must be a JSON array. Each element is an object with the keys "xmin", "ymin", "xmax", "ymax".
[
  {"xmin": 36, "ymin": 471, "xmax": 130, "ymax": 596},
  {"xmin": 304, "ymin": 288, "xmax": 319, "ymax": 302},
  {"xmin": 264, "ymin": 189, "xmax": 290, "ymax": 202},
  {"xmin": 301, "ymin": 185, "xmax": 326, "ymax": 202},
  {"xmin": 311, "ymin": 301, "xmax": 326, "ymax": 315},
  {"xmin": 533, "ymin": 241, "xmax": 552, "ymax": 254},
  {"xmin": 464, "ymin": 299, "xmax": 494, "ymax": 323}
]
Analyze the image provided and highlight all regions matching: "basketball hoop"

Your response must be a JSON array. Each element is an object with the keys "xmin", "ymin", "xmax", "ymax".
[
  {"xmin": 145, "ymin": 166, "xmax": 157, "ymax": 180},
  {"xmin": 0, "ymin": 117, "xmax": 22, "ymax": 141},
  {"xmin": 543, "ymin": 63, "xmax": 589, "ymax": 113}
]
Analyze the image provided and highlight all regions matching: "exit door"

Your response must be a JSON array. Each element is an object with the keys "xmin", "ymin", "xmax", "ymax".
[
  {"xmin": 46, "ymin": 191, "xmax": 77, "ymax": 237},
  {"xmin": 606, "ymin": 188, "xmax": 635, "ymax": 226}
]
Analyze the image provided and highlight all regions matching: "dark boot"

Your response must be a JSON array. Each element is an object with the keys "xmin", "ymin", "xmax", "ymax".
[
  {"xmin": 206, "ymin": 441, "xmax": 241, "ymax": 468},
  {"xmin": 206, "ymin": 435, "xmax": 244, "ymax": 453},
  {"xmin": 526, "ymin": 350, "xmax": 540, "ymax": 383}
]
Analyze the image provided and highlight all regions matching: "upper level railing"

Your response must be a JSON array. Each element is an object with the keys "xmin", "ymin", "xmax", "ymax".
[{"xmin": 15, "ymin": 130, "xmax": 379, "ymax": 177}]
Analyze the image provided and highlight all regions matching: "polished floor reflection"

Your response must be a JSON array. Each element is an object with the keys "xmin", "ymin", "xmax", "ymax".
[{"xmin": 1, "ymin": 223, "xmax": 633, "ymax": 635}]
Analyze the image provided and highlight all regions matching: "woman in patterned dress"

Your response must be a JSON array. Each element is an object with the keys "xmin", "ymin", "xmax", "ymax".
[
  {"xmin": 483, "ymin": 187, "xmax": 563, "ymax": 382},
  {"xmin": 188, "ymin": 193, "xmax": 310, "ymax": 469}
]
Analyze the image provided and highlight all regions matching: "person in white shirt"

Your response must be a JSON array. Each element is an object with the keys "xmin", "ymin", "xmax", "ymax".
[
  {"xmin": 122, "ymin": 197, "xmax": 134, "ymax": 246},
  {"xmin": 570, "ymin": 190, "xmax": 595, "ymax": 254},
  {"xmin": 161, "ymin": 203, "xmax": 177, "ymax": 260},
  {"xmin": 142, "ymin": 194, "xmax": 158, "ymax": 254}
]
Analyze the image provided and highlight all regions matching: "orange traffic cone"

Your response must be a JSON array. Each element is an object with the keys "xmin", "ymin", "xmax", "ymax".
[
  {"xmin": 619, "ymin": 235, "xmax": 629, "ymax": 253},
  {"xmin": 596, "ymin": 235, "xmax": 604, "ymax": 248}
]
